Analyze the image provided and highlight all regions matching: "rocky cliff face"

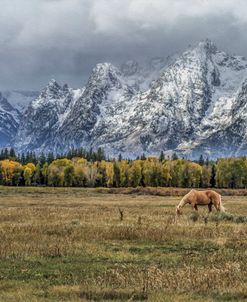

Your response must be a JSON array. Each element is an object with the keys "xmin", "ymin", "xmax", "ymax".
[
  {"xmin": 14, "ymin": 80, "xmax": 84, "ymax": 152},
  {"xmin": 2, "ymin": 39, "xmax": 247, "ymax": 158},
  {"xmin": 0, "ymin": 92, "xmax": 20, "ymax": 147},
  {"xmin": 2, "ymin": 90, "xmax": 39, "ymax": 113}
]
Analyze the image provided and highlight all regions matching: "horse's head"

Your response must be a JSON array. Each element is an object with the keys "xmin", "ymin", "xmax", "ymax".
[{"xmin": 176, "ymin": 205, "xmax": 182, "ymax": 215}]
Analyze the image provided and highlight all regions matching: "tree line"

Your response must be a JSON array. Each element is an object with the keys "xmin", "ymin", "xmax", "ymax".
[
  {"xmin": 0, "ymin": 147, "xmax": 106, "ymax": 165},
  {"xmin": 0, "ymin": 148, "xmax": 247, "ymax": 188}
]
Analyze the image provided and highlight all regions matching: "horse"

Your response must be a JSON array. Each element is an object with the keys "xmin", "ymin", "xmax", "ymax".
[{"xmin": 176, "ymin": 189, "xmax": 225, "ymax": 215}]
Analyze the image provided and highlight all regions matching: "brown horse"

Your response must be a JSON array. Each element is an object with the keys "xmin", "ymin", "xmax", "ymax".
[{"xmin": 176, "ymin": 189, "xmax": 225, "ymax": 215}]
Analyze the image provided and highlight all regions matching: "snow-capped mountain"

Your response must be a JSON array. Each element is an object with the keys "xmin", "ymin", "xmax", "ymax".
[
  {"xmin": 120, "ymin": 57, "xmax": 169, "ymax": 92},
  {"xmin": 5, "ymin": 39, "xmax": 247, "ymax": 158},
  {"xmin": 83, "ymin": 39, "xmax": 247, "ymax": 158},
  {"xmin": 175, "ymin": 40, "xmax": 247, "ymax": 157},
  {"xmin": 0, "ymin": 92, "xmax": 20, "ymax": 147},
  {"xmin": 2, "ymin": 90, "xmax": 39, "ymax": 113},
  {"xmin": 14, "ymin": 80, "xmax": 84, "ymax": 152}
]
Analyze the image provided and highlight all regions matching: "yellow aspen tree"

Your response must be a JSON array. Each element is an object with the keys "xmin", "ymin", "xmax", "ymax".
[
  {"xmin": 128, "ymin": 160, "xmax": 142, "ymax": 187},
  {"xmin": 74, "ymin": 158, "xmax": 88, "ymax": 186},
  {"xmin": 0, "ymin": 160, "xmax": 23, "ymax": 185},
  {"xmin": 105, "ymin": 162, "xmax": 114, "ymax": 187},
  {"xmin": 24, "ymin": 167, "xmax": 32, "ymax": 186},
  {"xmin": 119, "ymin": 160, "xmax": 128, "ymax": 187}
]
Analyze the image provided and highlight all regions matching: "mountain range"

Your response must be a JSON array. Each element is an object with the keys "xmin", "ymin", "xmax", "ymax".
[{"xmin": 2, "ymin": 39, "xmax": 247, "ymax": 159}]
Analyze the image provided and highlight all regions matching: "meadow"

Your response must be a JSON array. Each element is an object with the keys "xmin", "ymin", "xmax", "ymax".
[{"xmin": 0, "ymin": 187, "xmax": 247, "ymax": 301}]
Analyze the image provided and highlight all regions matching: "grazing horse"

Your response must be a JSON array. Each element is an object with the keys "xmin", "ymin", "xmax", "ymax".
[{"xmin": 176, "ymin": 189, "xmax": 225, "ymax": 215}]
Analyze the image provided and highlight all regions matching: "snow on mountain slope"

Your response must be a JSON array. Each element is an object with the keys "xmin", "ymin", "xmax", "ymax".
[
  {"xmin": 176, "ymin": 41, "xmax": 247, "ymax": 157},
  {"xmin": 188, "ymin": 77, "xmax": 247, "ymax": 158},
  {"xmin": 91, "ymin": 40, "xmax": 247, "ymax": 157},
  {"xmin": 0, "ymin": 92, "xmax": 20, "ymax": 147},
  {"xmin": 120, "ymin": 57, "xmax": 169, "ymax": 92},
  {"xmin": 51, "ymin": 63, "xmax": 136, "ymax": 153},
  {"xmin": 9, "ymin": 40, "xmax": 247, "ymax": 158},
  {"xmin": 2, "ymin": 90, "xmax": 39, "ymax": 113},
  {"xmin": 14, "ymin": 80, "xmax": 84, "ymax": 152}
]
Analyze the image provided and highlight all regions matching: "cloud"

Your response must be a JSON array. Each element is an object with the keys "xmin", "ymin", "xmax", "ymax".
[
  {"xmin": 0, "ymin": 0, "xmax": 247, "ymax": 90},
  {"xmin": 90, "ymin": 0, "xmax": 247, "ymax": 32}
]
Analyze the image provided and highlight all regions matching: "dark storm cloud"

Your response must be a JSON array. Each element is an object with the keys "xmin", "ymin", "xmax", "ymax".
[{"xmin": 1, "ymin": 0, "xmax": 247, "ymax": 90}]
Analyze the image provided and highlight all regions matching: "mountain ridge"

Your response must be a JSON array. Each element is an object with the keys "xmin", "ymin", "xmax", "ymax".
[{"xmin": 1, "ymin": 39, "xmax": 247, "ymax": 158}]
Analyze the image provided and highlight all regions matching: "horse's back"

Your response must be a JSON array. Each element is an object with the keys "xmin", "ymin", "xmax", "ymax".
[
  {"xmin": 205, "ymin": 190, "xmax": 220, "ymax": 200},
  {"xmin": 193, "ymin": 189, "xmax": 220, "ymax": 205},
  {"xmin": 195, "ymin": 190, "xmax": 211, "ymax": 204}
]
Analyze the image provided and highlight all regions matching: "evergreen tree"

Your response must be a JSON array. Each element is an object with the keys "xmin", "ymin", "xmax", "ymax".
[
  {"xmin": 39, "ymin": 152, "xmax": 46, "ymax": 166},
  {"xmin": 210, "ymin": 164, "xmax": 216, "ymax": 188},
  {"xmin": 47, "ymin": 152, "xmax": 55, "ymax": 164},
  {"xmin": 0, "ymin": 164, "xmax": 3, "ymax": 185},
  {"xmin": 16, "ymin": 153, "xmax": 21, "ymax": 163},
  {"xmin": 9, "ymin": 148, "xmax": 16, "ymax": 160},
  {"xmin": 87, "ymin": 148, "xmax": 93, "ymax": 161},
  {"xmin": 31, "ymin": 152, "xmax": 37, "ymax": 164},
  {"xmin": 25, "ymin": 151, "xmax": 30, "ymax": 163},
  {"xmin": 172, "ymin": 152, "xmax": 178, "ymax": 160},
  {"xmin": 3, "ymin": 148, "xmax": 8, "ymax": 159},
  {"xmin": 141, "ymin": 153, "xmax": 146, "ymax": 160},
  {"xmin": 0, "ymin": 150, "xmax": 3, "ymax": 160},
  {"xmin": 198, "ymin": 154, "xmax": 204, "ymax": 166},
  {"xmin": 113, "ymin": 161, "xmax": 120, "ymax": 187},
  {"xmin": 96, "ymin": 147, "xmax": 105, "ymax": 161},
  {"xmin": 159, "ymin": 151, "xmax": 165, "ymax": 162}
]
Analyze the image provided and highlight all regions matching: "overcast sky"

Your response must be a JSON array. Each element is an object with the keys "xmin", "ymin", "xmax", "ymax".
[{"xmin": 1, "ymin": 0, "xmax": 247, "ymax": 90}]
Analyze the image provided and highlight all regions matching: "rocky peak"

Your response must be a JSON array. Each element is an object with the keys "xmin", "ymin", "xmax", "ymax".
[
  {"xmin": 0, "ymin": 92, "xmax": 20, "ymax": 147},
  {"xmin": 62, "ymin": 83, "xmax": 70, "ymax": 92},
  {"xmin": 0, "ymin": 92, "xmax": 16, "ymax": 112},
  {"xmin": 6, "ymin": 40, "xmax": 247, "ymax": 158},
  {"xmin": 40, "ymin": 79, "xmax": 65, "ymax": 99},
  {"xmin": 197, "ymin": 39, "xmax": 218, "ymax": 55},
  {"xmin": 87, "ymin": 63, "xmax": 123, "ymax": 91}
]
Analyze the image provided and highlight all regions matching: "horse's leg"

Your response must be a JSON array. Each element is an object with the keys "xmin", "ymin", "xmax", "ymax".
[
  {"xmin": 193, "ymin": 204, "xmax": 198, "ymax": 211},
  {"xmin": 213, "ymin": 199, "xmax": 220, "ymax": 211},
  {"xmin": 208, "ymin": 203, "xmax": 212, "ymax": 213}
]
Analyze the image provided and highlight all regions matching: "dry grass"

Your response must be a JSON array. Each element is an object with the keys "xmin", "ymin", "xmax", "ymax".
[
  {"xmin": 97, "ymin": 186, "xmax": 247, "ymax": 196},
  {"xmin": 0, "ymin": 186, "xmax": 247, "ymax": 301}
]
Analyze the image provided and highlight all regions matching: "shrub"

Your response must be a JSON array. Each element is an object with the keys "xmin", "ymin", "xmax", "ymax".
[
  {"xmin": 189, "ymin": 212, "xmax": 200, "ymax": 222},
  {"xmin": 209, "ymin": 212, "xmax": 247, "ymax": 223}
]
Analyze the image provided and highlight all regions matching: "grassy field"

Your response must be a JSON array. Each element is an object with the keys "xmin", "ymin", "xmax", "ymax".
[{"xmin": 0, "ymin": 187, "xmax": 247, "ymax": 301}]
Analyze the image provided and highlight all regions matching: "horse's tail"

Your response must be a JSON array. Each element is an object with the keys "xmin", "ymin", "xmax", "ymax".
[{"xmin": 219, "ymin": 195, "xmax": 225, "ymax": 212}]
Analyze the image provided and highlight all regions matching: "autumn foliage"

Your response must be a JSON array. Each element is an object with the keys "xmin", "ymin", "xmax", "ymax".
[{"xmin": 0, "ymin": 154, "xmax": 247, "ymax": 188}]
